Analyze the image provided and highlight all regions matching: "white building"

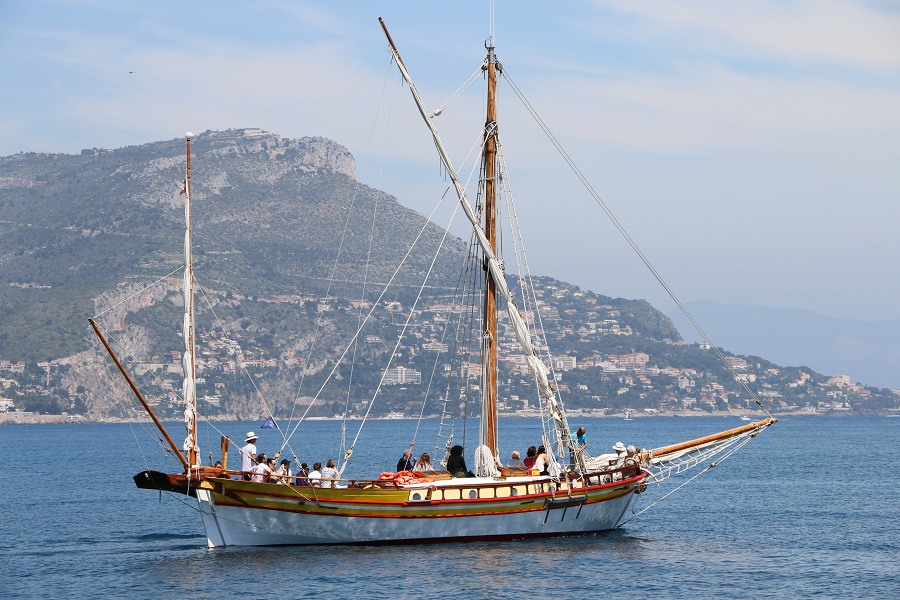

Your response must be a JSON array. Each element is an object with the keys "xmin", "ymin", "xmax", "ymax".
[{"xmin": 383, "ymin": 366, "xmax": 422, "ymax": 385}]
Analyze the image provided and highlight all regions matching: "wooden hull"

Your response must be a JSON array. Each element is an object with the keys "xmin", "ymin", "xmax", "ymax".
[{"xmin": 141, "ymin": 469, "xmax": 648, "ymax": 547}]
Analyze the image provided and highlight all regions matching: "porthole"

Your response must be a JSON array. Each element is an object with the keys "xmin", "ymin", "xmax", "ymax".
[
  {"xmin": 511, "ymin": 488, "xmax": 518, "ymax": 496},
  {"xmin": 468, "ymin": 489, "xmax": 478, "ymax": 499},
  {"xmin": 412, "ymin": 492, "xmax": 422, "ymax": 501}
]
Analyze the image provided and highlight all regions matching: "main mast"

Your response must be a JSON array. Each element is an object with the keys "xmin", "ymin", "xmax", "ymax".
[
  {"xmin": 379, "ymin": 17, "xmax": 574, "ymax": 470},
  {"xmin": 183, "ymin": 132, "xmax": 199, "ymax": 468},
  {"xmin": 481, "ymin": 41, "xmax": 500, "ymax": 458}
]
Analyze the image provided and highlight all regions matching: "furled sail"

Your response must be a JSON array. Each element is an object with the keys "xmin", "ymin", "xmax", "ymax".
[{"xmin": 181, "ymin": 133, "xmax": 198, "ymax": 463}]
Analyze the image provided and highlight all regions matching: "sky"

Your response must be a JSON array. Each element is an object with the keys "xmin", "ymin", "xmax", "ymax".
[{"xmin": 2, "ymin": 0, "xmax": 899, "ymax": 324}]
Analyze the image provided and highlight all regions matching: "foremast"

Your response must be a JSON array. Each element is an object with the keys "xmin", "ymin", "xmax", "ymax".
[{"xmin": 182, "ymin": 132, "xmax": 199, "ymax": 468}]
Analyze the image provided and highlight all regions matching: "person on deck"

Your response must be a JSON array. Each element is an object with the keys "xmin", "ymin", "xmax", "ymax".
[
  {"xmin": 507, "ymin": 451, "xmax": 523, "ymax": 469},
  {"xmin": 446, "ymin": 445, "xmax": 473, "ymax": 478},
  {"xmin": 612, "ymin": 442, "xmax": 628, "ymax": 466},
  {"xmin": 626, "ymin": 445, "xmax": 639, "ymax": 465},
  {"xmin": 240, "ymin": 431, "xmax": 258, "ymax": 481},
  {"xmin": 251, "ymin": 453, "xmax": 272, "ymax": 483},
  {"xmin": 397, "ymin": 442, "xmax": 416, "ymax": 472},
  {"xmin": 295, "ymin": 462, "xmax": 310, "ymax": 486},
  {"xmin": 265, "ymin": 456, "xmax": 279, "ymax": 483},
  {"xmin": 308, "ymin": 462, "xmax": 323, "ymax": 487},
  {"xmin": 574, "ymin": 427, "xmax": 588, "ymax": 450},
  {"xmin": 523, "ymin": 446, "xmax": 537, "ymax": 469},
  {"xmin": 321, "ymin": 459, "xmax": 339, "ymax": 488},
  {"xmin": 569, "ymin": 426, "xmax": 588, "ymax": 467},
  {"xmin": 533, "ymin": 446, "xmax": 550, "ymax": 475},
  {"xmin": 413, "ymin": 452, "xmax": 433, "ymax": 472},
  {"xmin": 274, "ymin": 459, "xmax": 292, "ymax": 485}
]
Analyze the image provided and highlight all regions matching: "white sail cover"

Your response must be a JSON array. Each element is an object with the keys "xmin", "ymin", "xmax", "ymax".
[
  {"xmin": 474, "ymin": 444, "xmax": 500, "ymax": 477},
  {"xmin": 181, "ymin": 139, "xmax": 197, "ymax": 462}
]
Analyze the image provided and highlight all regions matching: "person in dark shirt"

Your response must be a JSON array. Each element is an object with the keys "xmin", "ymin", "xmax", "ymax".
[
  {"xmin": 446, "ymin": 445, "xmax": 472, "ymax": 478},
  {"xmin": 397, "ymin": 442, "xmax": 416, "ymax": 472},
  {"xmin": 295, "ymin": 462, "xmax": 310, "ymax": 486}
]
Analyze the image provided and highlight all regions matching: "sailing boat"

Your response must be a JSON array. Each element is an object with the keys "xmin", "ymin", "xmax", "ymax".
[
  {"xmin": 91, "ymin": 20, "xmax": 775, "ymax": 548},
  {"xmin": 624, "ymin": 409, "xmax": 634, "ymax": 421}
]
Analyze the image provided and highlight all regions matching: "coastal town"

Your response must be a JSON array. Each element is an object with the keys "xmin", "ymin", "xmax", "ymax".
[{"xmin": 3, "ymin": 278, "xmax": 898, "ymax": 423}]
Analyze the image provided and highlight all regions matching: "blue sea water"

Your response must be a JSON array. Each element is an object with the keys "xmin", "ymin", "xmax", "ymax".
[{"xmin": 1, "ymin": 416, "xmax": 897, "ymax": 599}]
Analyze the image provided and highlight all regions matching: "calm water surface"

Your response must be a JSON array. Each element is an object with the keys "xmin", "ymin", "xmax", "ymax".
[{"xmin": 1, "ymin": 416, "xmax": 897, "ymax": 598}]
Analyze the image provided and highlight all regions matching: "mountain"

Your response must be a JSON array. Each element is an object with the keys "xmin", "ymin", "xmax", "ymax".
[
  {"xmin": 1, "ymin": 129, "xmax": 897, "ymax": 420},
  {"xmin": 669, "ymin": 301, "xmax": 900, "ymax": 390},
  {"xmin": 0, "ymin": 128, "xmax": 466, "ymax": 362}
]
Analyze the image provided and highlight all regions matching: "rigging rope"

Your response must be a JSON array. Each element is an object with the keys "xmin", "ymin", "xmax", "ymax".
[
  {"xmin": 89, "ymin": 267, "xmax": 182, "ymax": 320},
  {"xmin": 281, "ymin": 161, "xmax": 462, "ymax": 464},
  {"xmin": 500, "ymin": 70, "xmax": 774, "ymax": 419},
  {"xmin": 340, "ymin": 190, "xmax": 464, "ymax": 476},
  {"xmin": 431, "ymin": 68, "xmax": 484, "ymax": 118},
  {"xmin": 619, "ymin": 432, "xmax": 757, "ymax": 525}
]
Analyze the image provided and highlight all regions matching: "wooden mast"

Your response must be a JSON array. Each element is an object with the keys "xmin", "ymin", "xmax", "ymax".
[
  {"xmin": 481, "ymin": 41, "xmax": 500, "ymax": 457},
  {"xmin": 184, "ymin": 132, "xmax": 199, "ymax": 467}
]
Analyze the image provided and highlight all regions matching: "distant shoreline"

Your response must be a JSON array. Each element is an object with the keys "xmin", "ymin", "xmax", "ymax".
[{"xmin": 2, "ymin": 409, "xmax": 895, "ymax": 425}]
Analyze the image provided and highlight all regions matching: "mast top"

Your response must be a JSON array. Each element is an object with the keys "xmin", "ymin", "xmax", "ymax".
[
  {"xmin": 482, "ymin": 41, "xmax": 501, "ymax": 72},
  {"xmin": 186, "ymin": 131, "xmax": 194, "ymax": 140}
]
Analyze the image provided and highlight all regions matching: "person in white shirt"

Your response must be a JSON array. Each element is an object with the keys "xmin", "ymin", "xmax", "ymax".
[
  {"xmin": 612, "ymin": 441, "xmax": 628, "ymax": 466},
  {"xmin": 251, "ymin": 454, "xmax": 273, "ymax": 483},
  {"xmin": 533, "ymin": 446, "xmax": 549, "ymax": 475},
  {"xmin": 307, "ymin": 462, "xmax": 323, "ymax": 487},
  {"xmin": 320, "ymin": 459, "xmax": 339, "ymax": 488},
  {"xmin": 240, "ymin": 431, "xmax": 258, "ymax": 480}
]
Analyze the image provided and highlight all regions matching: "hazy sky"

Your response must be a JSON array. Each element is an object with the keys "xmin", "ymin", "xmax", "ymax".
[{"xmin": 2, "ymin": 0, "xmax": 898, "ymax": 322}]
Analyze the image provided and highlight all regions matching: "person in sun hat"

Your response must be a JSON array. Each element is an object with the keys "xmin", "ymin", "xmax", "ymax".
[
  {"xmin": 612, "ymin": 441, "xmax": 627, "ymax": 466},
  {"xmin": 240, "ymin": 431, "xmax": 258, "ymax": 480}
]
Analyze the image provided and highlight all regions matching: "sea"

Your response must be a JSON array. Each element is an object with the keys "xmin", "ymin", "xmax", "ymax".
[{"xmin": 1, "ymin": 416, "xmax": 897, "ymax": 599}]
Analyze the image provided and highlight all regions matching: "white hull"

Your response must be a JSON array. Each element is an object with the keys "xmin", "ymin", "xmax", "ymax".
[{"xmin": 195, "ymin": 481, "xmax": 639, "ymax": 548}]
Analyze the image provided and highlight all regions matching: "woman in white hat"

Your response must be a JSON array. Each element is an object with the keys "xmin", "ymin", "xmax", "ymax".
[{"xmin": 241, "ymin": 431, "xmax": 258, "ymax": 480}]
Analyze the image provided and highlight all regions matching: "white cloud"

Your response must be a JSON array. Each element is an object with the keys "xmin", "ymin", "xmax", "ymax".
[{"xmin": 596, "ymin": 0, "xmax": 900, "ymax": 69}]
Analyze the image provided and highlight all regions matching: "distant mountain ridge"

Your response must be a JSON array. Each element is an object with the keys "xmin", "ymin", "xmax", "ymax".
[
  {"xmin": 670, "ymin": 300, "xmax": 900, "ymax": 390},
  {"xmin": 1, "ymin": 129, "xmax": 896, "ymax": 420}
]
